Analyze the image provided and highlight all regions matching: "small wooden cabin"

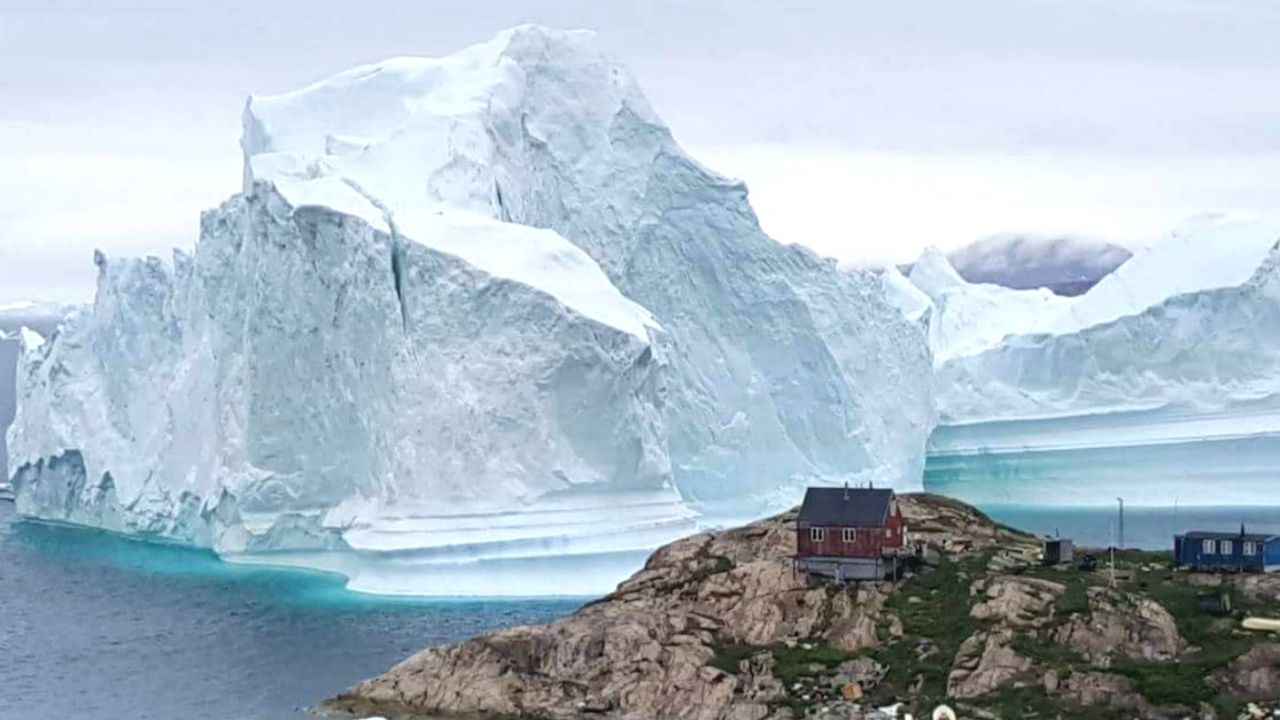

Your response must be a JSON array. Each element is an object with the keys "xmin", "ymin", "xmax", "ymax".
[
  {"xmin": 1174, "ymin": 531, "xmax": 1280, "ymax": 573},
  {"xmin": 795, "ymin": 486, "xmax": 906, "ymax": 581},
  {"xmin": 1043, "ymin": 538, "xmax": 1074, "ymax": 566}
]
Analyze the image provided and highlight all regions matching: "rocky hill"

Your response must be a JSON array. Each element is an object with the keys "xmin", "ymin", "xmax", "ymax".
[
  {"xmin": 327, "ymin": 494, "xmax": 1280, "ymax": 720},
  {"xmin": 946, "ymin": 235, "xmax": 1132, "ymax": 296}
]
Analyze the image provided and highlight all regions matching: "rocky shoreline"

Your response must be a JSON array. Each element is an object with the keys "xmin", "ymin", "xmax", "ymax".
[{"xmin": 326, "ymin": 494, "xmax": 1280, "ymax": 720}]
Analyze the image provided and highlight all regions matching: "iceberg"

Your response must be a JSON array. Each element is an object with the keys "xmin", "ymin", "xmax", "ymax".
[
  {"xmin": 914, "ymin": 215, "xmax": 1280, "ymax": 506},
  {"xmin": 8, "ymin": 26, "xmax": 933, "ymax": 595},
  {"xmin": 1, "ymin": 301, "xmax": 78, "ymax": 486}
]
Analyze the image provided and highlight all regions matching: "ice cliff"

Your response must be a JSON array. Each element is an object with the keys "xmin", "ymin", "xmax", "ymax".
[
  {"xmin": 0, "ymin": 301, "xmax": 76, "ymax": 485},
  {"xmin": 908, "ymin": 215, "xmax": 1280, "ymax": 506},
  {"xmin": 8, "ymin": 26, "xmax": 932, "ymax": 595}
]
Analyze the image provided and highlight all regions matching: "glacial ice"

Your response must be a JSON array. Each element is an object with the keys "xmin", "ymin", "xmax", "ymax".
[
  {"xmin": 8, "ymin": 26, "xmax": 932, "ymax": 595},
  {"xmin": 1, "ymin": 301, "xmax": 78, "ymax": 487},
  {"xmin": 907, "ymin": 247, "xmax": 1071, "ymax": 364},
  {"xmin": 911, "ymin": 215, "xmax": 1280, "ymax": 506}
]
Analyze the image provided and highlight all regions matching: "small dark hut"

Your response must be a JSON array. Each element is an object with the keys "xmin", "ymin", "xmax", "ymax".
[{"xmin": 1043, "ymin": 538, "xmax": 1074, "ymax": 566}]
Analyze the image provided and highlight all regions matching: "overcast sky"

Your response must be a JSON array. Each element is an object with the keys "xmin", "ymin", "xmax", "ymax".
[{"xmin": 2, "ymin": 0, "xmax": 1278, "ymax": 303}]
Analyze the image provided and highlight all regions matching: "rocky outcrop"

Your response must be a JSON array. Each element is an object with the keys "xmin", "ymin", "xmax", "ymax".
[
  {"xmin": 1053, "ymin": 587, "xmax": 1183, "ymax": 665},
  {"xmin": 1215, "ymin": 644, "xmax": 1280, "ymax": 699},
  {"xmin": 328, "ymin": 494, "xmax": 1029, "ymax": 720},
  {"xmin": 1236, "ymin": 574, "xmax": 1280, "ymax": 604},
  {"xmin": 969, "ymin": 576, "xmax": 1064, "ymax": 628},
  {"xmin": 326, "ymin": 494, "xmax": 1275, "ymax": 720},
  {"xmin": 947, "ymin": 628, "xmax": 1034, "ymax": 698},
  {"xmin": 1060, "ymin": 671, "xmax": 1154, "ymax": 716}
]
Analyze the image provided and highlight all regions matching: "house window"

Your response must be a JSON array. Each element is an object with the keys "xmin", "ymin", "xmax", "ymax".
[
  {"xmin": 1221, "ymin": 540, "xmax": 1234, "ymax": 555},
  {"xmin": 842, "ymin": 528, "xmax": 856, "ymax": 543},
  {"xmin": 885, "ymin": 528, "xmax": 892, "ymax": 538},
  {"xmin": 1244, "ymin": 541, "xmax": 1258, "ymax": 556},
  {"xmin": 810, "ymin": 527, "xmax": 825, "ymax": 543},
  {"xmin": 1203, "ymin": 539, "xmax": 1216, "ymax": 555}
]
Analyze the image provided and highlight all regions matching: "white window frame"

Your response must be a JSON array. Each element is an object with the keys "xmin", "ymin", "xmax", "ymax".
[
  {"xmin": 842, "ymin": 528, "xmax": 856, "ymax": 543},
  {"xmin": 810, "ymin": 527, "xmax": 825, "ymax": 543},
  {"xmin": 885, "ymin": 528, "xmax": 892, "ymax": 538},
  {"xmin": 1244, "ymin": 541, "xmax": 1258, "ymax": 556},
  {"xmin": 1221, "ymin": 540, "xmax": 1234, "ymax": 555},
  {"xmin": 1203, "ymin": 539, "xmax": 1216, "ymax": 555}
]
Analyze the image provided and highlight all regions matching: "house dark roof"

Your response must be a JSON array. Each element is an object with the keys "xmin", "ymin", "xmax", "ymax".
[
  {"xmin": 797, "ymin": 487, "xmax": 893, "ymax": 527},
  {"xmin": 1181, "ymin": 531, "xmax": 1279, "ymax": 542}
]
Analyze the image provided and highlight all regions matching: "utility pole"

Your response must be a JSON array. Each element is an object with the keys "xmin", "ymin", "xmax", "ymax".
[
  {"xmin": 1109, "ymin": 519, "xmax": 1116, "ymax": 587},
  {"xmin": 1117, "ymin": 497, "xmax": 1125, "ymax": 551}
]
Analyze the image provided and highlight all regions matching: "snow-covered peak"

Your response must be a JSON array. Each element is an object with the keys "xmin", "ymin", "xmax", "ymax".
[{"xmin": 244, "ymin": 25, "xmax": 664, "ymax": 340}]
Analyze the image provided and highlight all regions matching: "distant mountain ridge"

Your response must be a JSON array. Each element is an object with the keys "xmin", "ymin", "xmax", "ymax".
[{"xmin": 946, "ymin": 234, "xmax": 1133, "ymax": 296}]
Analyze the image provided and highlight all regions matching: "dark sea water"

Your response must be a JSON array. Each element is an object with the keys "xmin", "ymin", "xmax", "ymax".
[
  {"xmin": 0, "ymin": 502, "xmax": 581, "ymax": 720},
  {"xmin": 8, "ymin": 495, "xmax": 1280, "ymax": 720}
]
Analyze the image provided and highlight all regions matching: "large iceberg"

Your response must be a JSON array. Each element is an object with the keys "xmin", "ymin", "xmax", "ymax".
[
  {"xmin": 913, "ymin": 215, "xmax": 1280, "ymax": 506},
  {"xmin": 8, "ymin": 26, "xmax": 932, "ymax": 595}
]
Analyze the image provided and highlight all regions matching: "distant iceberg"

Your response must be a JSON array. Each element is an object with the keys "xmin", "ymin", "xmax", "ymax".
[
  {"xmin": 8, "ymin": 26, "xmax": 932, "ymax": 595},
  {"xmin": 902, "ymin": 215, "xmax": 1280, "ymax": 506}
]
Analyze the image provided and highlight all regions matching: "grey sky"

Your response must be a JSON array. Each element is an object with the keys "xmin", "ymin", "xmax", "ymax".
[{"xmin": 2, "ymin": 0, "xmax": 1278, "ymax": 303}]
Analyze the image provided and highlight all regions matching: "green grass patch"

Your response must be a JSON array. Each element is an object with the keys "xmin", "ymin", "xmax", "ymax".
[
  {"xmin": 1110, "ymin": 658, "xmax": 1215, "ymax": 708},
  {"xmin": 1055, "ymin": 578, "xmax": 1091, "ymax": 617},
  {"xmin": 708, "ymin": 642, "xmax": 764, "ymax": 675},
  {"xmin": 708, "ymin": 640, "xmax": 860, "ymax": 684},
  {"xmin": 971, "ymin": 685, "xmax": 1124, "ymax": 720},
  {"xmin": 689, "ymin": 555, "xmax": 733, "ymax": 583},
  {"xmin": 1009, "ymin": 633, "xmax": 1084, "ymax": 671},
  {"xmin": 769, "ymin": 641, "xmax": 861, "ymax": 685},
  {"xmin": 870, "ymin": 552, "xmax": 991, "ymax": 711}
]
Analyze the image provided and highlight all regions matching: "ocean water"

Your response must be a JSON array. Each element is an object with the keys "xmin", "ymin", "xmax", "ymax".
[
  {"xmin": 0, "ymin": 502, "xmax": 581, "ymax": 720},
  {"xmin": 978, "ymin": 503, "xmax": 1280, "ymax": 550},
  {"xmin": 923, "ymin": 445, "xmax": 1280, "ymax": 549},
  {"xmin": 7, "ymin": 494, "xmax": 1280, "ymax": 720}
]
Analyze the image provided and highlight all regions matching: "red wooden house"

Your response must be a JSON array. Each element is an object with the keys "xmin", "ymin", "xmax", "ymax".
[{"xmin": 795, "ymin": 486, "xmax": 907, "ymax": 581}]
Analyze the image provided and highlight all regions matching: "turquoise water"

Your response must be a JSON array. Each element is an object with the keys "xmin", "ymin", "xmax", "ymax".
[{"xmin": 0, "ymin": 502, "xmax": 581, "ymax": 720}]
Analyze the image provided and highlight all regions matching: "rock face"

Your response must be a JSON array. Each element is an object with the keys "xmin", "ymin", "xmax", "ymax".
[
  {"xmin": 944, "ymin": 234, "xmax": 1132, "ymax": 296},
  {"xmin": 1215, "ymin": 644, "xmax": 1280, "ymax": 699},
  {"xmin": 1060, "ymin": 672, "xmax": 1153, "ymax": 715},
  {"xmin": 327, "ymin": 494, "xmax": 1035, "ymax": 720},
  {"xmin": 334, "ymin": 508, "xmax": 806, "ymax": 720},
  {"xmin": 1053, "ymin": 588, "xmax": 1183, "ymax": 665},
  {"xmin": 947, "ymin": 627, "xmax": 1033, "ymax": 699},
  {"xmin": 8, "ymin": 26, "xmax": 933, "ymax": 595},
  {"xmin": 969, "ymin": 575, "xmax": 1064, "ymax": 628}
]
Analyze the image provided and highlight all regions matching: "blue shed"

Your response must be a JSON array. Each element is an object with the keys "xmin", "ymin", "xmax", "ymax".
[{"xmin": 1174, "ymin": 531, "xmax": 1280, "ymax": 573}]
